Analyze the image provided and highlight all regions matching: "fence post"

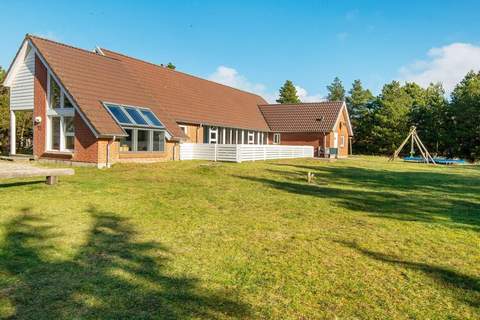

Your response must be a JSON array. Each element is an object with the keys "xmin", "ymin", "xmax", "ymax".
[
  {"xmin": 214, "ymin": 143, "xmax": 217, "ymax": 162},
  {"xmin": 264, "ymin": 145, "xmax": 267, "ymax": 160},
  {"xmin": 236, "ymin": 144, "xmax": 241, "ymax": 163}
]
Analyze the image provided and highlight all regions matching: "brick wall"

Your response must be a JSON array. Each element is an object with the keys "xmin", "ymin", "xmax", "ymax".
[
  {"xmin": 72, "ymin": 113, "xmax": 99, "ymax": 163},
  {"xmin": 33, "ymin": 55, "xmax": 47, "ymax": 158}
]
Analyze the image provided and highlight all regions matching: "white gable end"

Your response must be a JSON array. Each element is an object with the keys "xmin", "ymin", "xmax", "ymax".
[{"xmin": 8, "ymin": 43, "xmax": 35, "ymax": 111}]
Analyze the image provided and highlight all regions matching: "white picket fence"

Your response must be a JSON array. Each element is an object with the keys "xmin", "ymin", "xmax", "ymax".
[{"xmin": 180, "ymin": 143, "xmax": 314, "ymax": 162}]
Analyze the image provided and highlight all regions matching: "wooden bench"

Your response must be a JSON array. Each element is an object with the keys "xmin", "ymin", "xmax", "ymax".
[{"xmin": 0, "ymin": 163, "xmax": 74, "ymax": 185}]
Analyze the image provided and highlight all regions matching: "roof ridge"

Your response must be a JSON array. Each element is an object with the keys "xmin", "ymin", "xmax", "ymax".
[
  {"xmin": 259, "ymin": 101, "xmax": 342, "ymax": 107},
  {"xmin": 26, "ymin": 34, "xmax": 120, "ymax": 62},
  {"xmin": 100, "ymin": 47, "xmax": 268, "ymax": 101}
]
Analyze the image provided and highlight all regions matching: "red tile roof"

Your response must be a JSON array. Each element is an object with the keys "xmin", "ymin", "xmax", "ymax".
[
  {"xmin": 27, "ymin": 35, "xmax": 269, "ymax": 140},
  {"xmin": 101, "ymin": 49, "xmax": 269, "ymax": 132},
  {"xmin": 259, "ymin": 102, "xmax": 349, "ymax": 133}
]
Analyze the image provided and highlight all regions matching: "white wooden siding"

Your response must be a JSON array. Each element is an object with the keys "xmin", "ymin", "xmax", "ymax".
[
  {"xmin": 180, "ymin": 143, "xmax": 313, "ymax": 162},
  {"xmin": 10, "ymin": 46, "xmax": 35, "ymax": 110}
]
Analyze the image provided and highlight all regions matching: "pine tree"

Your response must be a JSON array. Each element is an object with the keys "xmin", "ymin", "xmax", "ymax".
[
  {"xmin": 345, "ymin": 80, "xmax": 374, "ymax": 153},
  {"xmin": 166, "ymin": 62, "xmax": 176, "ymax": 70},
  {"xmin": 450, "ymin": 71, "xmax": 480, "ymax": 161},
  {"xmin": 276, "ymin": 80, "xmax": 300, "ymax": 104},
  {"xmin": 327, "ymin": 77, "xmax": 346, "ymax": 101}
]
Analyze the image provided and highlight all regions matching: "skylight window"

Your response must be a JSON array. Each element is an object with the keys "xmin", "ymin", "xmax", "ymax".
[
  {"xmin": 106, "ymin": 104, "xmax": 132, "ymax": 124},
  {"xmin": 124, "ymin": 107, "xmax": 148, "ymax": 125},
  {"xmin": 103, "ymin": 103, "xmax": 164, "ymax": 129},
  {"xmin": 140, "ymin": 110, "xmax": 162, "ymax": 126}
]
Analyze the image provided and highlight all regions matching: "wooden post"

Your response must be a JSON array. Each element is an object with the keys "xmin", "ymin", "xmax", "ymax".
[
  {"xmin": 46, "ymin": 176, "xmax": 58, "ymax": 185},
  {"xmin": 307, "ymin": 172, "xmax": 315, "ymax": 184},
  {"xmin": 10, "ymin": 110, "xmax": 16, "ymax": 155}
]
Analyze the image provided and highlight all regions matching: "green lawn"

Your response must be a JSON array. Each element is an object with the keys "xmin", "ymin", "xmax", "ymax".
[{"xmin": 0, "ymin": 156, "xmax": 479, "ymax": 319}]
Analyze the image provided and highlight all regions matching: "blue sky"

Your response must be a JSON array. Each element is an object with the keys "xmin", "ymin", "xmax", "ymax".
[{"xmin": 1, "ymin": 0, "xmax": 480, "ymax": 101}]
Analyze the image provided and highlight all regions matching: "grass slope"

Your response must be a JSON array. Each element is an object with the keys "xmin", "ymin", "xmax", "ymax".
[{"xmin": 0, "ymin": 156, "xmax": 479, "ymax": 319}]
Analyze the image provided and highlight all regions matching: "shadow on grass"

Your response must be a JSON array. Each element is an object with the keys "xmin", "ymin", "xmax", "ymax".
[
  {"xmin": 234, "ymin": 165, "xmax": 480, "ymax": 231},
  {"xmin": 0, "ymin": 180, "xmax": 44, "ymax": 189},
  {"xmin": 0, "ymin": 207, "xmax": 250, "ymax": 319},
  {"xmin": 337, "ymin": 240, "xmax": 480, "ymax": 309}
]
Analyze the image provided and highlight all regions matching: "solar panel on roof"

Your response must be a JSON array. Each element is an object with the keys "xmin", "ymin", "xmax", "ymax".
[
  {"xmin": 140, "ymin": 110, "xmax": 162, "ymax": 127},
  {"xmin": 106, "ymin": 104, "xmax": 132, "ymax": 124},
  {"xmin": 124, "ymin": 107, "xmax": 148, "ymax": 125}
]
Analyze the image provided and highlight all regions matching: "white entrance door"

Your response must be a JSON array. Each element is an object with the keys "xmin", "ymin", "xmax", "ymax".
[{"xmin": 333, "ymin": 132, "xmax": 338, "ymax": 148}]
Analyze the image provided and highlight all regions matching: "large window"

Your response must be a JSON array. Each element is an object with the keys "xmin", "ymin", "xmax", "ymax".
[
  {"xmin": 47, "ymin": 74, "xmax": 75, "ymax": 151},
  {"xmin": 118, "ymin": 128, "xmax": 165, "ymax": 152}
]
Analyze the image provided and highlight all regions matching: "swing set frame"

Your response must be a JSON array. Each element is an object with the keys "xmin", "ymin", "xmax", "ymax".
[{"xmin": 389, "ymin": 126, "xmax": 436, "ymax": 165}]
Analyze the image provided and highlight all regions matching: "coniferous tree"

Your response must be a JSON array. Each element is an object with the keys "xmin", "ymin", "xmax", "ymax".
[
  {"xmin": 449, "ymin": 71, "xmax": 480, "ymax": 161},
  {"xmin": 166, "ymin": 62, "xmax": 176, "ymax": 70},
  {"xmin": 276, "ymin": 80, "xmax": 300, "ymax": 104},
  {"xmin": 346, "ymin": 80, "xmax": 374, "ymax": 153},
  {"xmin": 327, "ymin": 77, "xmax": 346, "ymax": 101}
]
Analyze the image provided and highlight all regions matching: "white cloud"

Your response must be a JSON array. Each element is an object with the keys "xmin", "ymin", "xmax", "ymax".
[
  {"xmin": 207, "ymin": 65, "xmax": 323, "ymax": 103},
  {"xmin": 208, "ymin": 65, "xmax": 278, "ymax": 102},
  {"xmin": 345, "ymin": 9, "xmax": 359, "ymax": 21},
  {"xmin": 399, "ymin": 43, "xmax": 480, "ymax": 93},
  {"xmin": 295, "ymin": 85, "xmax": 324, "ymax": 102}
]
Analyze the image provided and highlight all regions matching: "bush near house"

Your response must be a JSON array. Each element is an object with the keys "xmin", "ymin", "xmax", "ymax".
[{"xmin": 0, "ymin": 157, "xmax": 479, "ymax": 319}]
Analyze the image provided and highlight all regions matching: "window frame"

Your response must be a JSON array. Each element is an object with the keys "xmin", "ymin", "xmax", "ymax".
[
  {"xmin": 247, "ymin": 131, "xmax": 255, "ymax": 144},
  {"xmin": 273, "ymin": 133, "xmax": 281, "ymax": 144},
  {"xmin": 209, "ymin": 127, "xmax": 218, "ymax": 144},
  {"xmin": 118, "ymin": 127, "xmax": 166, "ymax": 153},
  {"xmin": 179, "ymin": 125, "xmax": 188, "ymax": 135},
  {"xmin": 46, "ymin": 72, "xmax": 75, "ymax": 152},
  {"xmin": 340, "ymin": 135, "xmax": 345, "ymax": 148}
]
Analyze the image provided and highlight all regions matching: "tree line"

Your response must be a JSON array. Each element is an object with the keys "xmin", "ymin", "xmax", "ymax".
[{"xmin": 277, "ymin": 72, "xmax": 480, "ymax": 161}]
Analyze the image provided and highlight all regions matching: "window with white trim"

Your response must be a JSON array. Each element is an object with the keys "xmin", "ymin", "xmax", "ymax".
[
  {"xmin": 47, "ymin": 73, "xmax": 75, "ymax": 152},
  {"xmin": 273, "ymin": 133, "xmax": 281, "ymax": 144},
  {"xmin": 179, "ymin": 125, "xmax": 188, "ymax": 135},
  {"xmin": 118, "ymin": 128, "xmax": 165, "ymax": 152},
  {"xmin": 340, "ymin": 135, "xmax": 345, "ymax": 148},
  {"xmin": 247, "ymin": 131, "xmax": 255, "ymax": 144},
  {"xmin": 209, "ymin": 127, "xmax": 218, "ymax": 144}
]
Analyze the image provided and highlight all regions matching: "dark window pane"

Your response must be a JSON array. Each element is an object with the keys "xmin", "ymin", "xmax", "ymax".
[
  {"xmin": 125, "ymin": 108, "xmax": 148, "ymax": 125},
  {"xmin": 152, "ymin": 131, "xmax": 165, "ymax": 151},
  {"xmin": 119, "ymin": 129, "xmax": 133, "ymax": 152},
  {"xmin": 107, "ymin": 105, "xmax": 132, "ymax": 124},
  {"xmin": 64, "ymin": 117, "xmax": 74, "ymax": 134},
  {"xmin": 51, "ymin": 117, "xmax": 60, "ymax": 150},
  {"xmin": 64, "ymin": 95, "xmax": 74, "ymax": 108},
  {"xmin": 141, "ymin": 110, "xmax": 162, "ymax": 126},
  {"xmin": 50, "ymin": 78, "xmax": 61, "ymax": 109},
  {"xmin": 66, "ymin": 136, "xmax": 74, "ymax": 150},
  {"xmin": 137, "ymin": 130, "xmax": 149, "ymax": 151}
]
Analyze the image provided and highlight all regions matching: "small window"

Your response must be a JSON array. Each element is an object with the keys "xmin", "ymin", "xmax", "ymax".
[
  {"xmin": 64, "ymin": 116, "xmax": 75, "ymax": 150},
  {"xmin": 179, "ymin": 125, "xmax": 188, "ymax": 134},
  {"xmin": 247, "ymin": 132, "xmax": 255, "ymax": 144},
  {"xmin": 273, "ymin": 133, "xmax": 281, "ymax": 144},
  {"xmin": 63, "ymin": 95, "xmax": 74, "ymax": 109},
  {"xmin": 209, "ymin": 127, "xmax": 218, "ymax": 144},
  {"xmin": 137, "ymin": 129, "xmax": 150, "ymax": 151},
  {"xmin": 49, "ymin": 78, "xmax": 61, "ymax": 109},
  {"xmin": 106, "ymin": 105, "xmax": 132, "ymax": 124},
  {"xmin": 153, "ymin": 131, "xmax": 165, "ymax": 152},
  {"xmin": 125, "ymin": 107, "xmax": 148, "ymax": 125},
  {"xmin": 340, "ymin": 135, "xmax": 345, "ymax": 148},
  {"xmin": 51, "ymin": 117, "xmax": 61, "ymax": 150},
  {"xmin": 141, "ymin": 110, "xmax": 162, "ymax": 127}
]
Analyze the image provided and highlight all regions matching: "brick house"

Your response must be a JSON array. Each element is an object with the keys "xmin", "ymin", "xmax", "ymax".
[
  {"xmin": 259, "ymin": 103, "xmax": 352, "ymax": 158},
  {"xmin": 4, "ymin": 35, "xmax": 352, "ymax": 167}
]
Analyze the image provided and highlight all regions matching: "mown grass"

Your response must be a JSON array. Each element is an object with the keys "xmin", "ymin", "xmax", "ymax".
[{"xmin": 0, "ymin": 156, "xmax": 479, "ymax": 319}]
